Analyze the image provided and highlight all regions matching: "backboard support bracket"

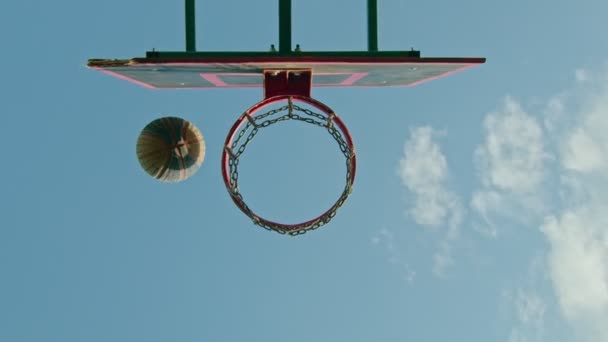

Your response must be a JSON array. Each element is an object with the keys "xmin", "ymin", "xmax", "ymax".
[
  {"xmin": 181, "ymin": 0, "xmax": 393, "ymax": 55},
  {"xmin": 185, "ymin": 0, "xmax": 196, "ymax": 51}
]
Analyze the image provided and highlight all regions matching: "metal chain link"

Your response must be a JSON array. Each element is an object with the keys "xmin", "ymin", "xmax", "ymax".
[{"xmin": 225, "ymin": 98, "xmax": 355, "ymax": 235}]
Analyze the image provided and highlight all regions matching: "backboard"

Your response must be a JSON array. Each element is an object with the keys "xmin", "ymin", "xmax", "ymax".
[{"xmin": 88, "ymin": 54, "xmax": 485, "ymax": 89}]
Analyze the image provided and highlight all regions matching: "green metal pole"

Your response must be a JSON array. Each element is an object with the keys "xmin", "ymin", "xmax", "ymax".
[
  {"xmin": 367, "ymin": 0, "xmax": 378, "ymax": 51},
  {"xmin": 185, "ymin": 0, "xmax": 196, "ymax": 52},
  {"xmin": 279, "ymin": 0, "xmax": 292, "ymax": 53}
]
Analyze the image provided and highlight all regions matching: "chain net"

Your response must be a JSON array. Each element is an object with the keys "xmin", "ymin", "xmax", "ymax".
[{"xmin": 224, "ymin": 97, "xmax": 355, "ymax": 235}]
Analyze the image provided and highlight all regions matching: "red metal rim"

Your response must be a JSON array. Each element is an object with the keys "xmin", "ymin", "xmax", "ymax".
[{"xmin": 221, "ymin": 95, "xmax": 357, "ymax": 233}]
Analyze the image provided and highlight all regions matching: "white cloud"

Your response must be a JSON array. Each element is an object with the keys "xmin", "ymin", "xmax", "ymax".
[
  {"xmin": 371, "ymin": 228, "xmax": 416, "ymax": 284},
  {"xmin": 561, "ymin": 128, "xmax": 605, "ymax": 172},
  {"xmin": 466, "ymin": 66, "xmax": 608, "ymax": 341},
  {"xmin": 475, "ymin": 96, "xmax": 546, "ymax": 193},
  {"xmin": 433, "ymin": 241, "xmax": 454, "ymax": 275},
  {"xmin": 399, "ymin": 127, "xmax": 448, "ymax": 226},
  {"xmin": 373, "ymin": 228, "xmax": 398, "ymax": 264},
  {"xmin": 398, "ymin": 127, "xmax": 464, "ymax": 275},
  {"xmin": 501, "ymin": 255, "xmax": 550, "ymax": 342},
  {"xmin": 560, "ymin": 91, "xmax": 608, "ymax": 173},
  {"xmin": 508, "ymin": 289, "xmax": 546, "ymax": 342},
  {"xmin": 542, "ymin": 81, "xmax": 608, "ymax": 340},
  {"xmin": 470, "ymin": 190, "xmax": 502, "ymax": 237},
  {"xmin": 515, "ymin": 290, "xmax": 546, "ymax": 325},
  {"xmin": 575, "ymin": 69, "xmax": 590, "ymax": 83},
  {"xmin": 396, "ymin": 63, "xmax": 608, "ymax": 340},
  {"xmin": 471, "ymin": 97, "xmax": 548, "ymax": 235},
  {"xmin": 541, "ymin": 211, "xmax": 608, "ymax": 317},
  {"xmin": 399, "ymin": 127, "xmax": 461, "ymax": 227},
  {"xmin": 543, "ymin": 96, "xmax": 566, "ymax": 133},
  {"xmin": 500, "ymin": 67, "xmax": 608, "ymax": 342},
  {"xmin": 541, "ymin": 209, "xmax": 608, "ymax": 341}
]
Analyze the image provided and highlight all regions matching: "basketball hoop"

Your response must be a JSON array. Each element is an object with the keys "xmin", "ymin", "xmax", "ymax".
[
  {"xmin": 89, "ymin": 0, "xmax": 485, "ymax": 234},
  {"xmin": 221, "ymin": 95, "xmax": 357, "ymax": 235}
]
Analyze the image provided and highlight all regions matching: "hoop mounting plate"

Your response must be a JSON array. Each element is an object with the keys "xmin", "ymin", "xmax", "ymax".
[{"xmin": 263, "ymin": 69, "xmax": 312, "ymax": 99}]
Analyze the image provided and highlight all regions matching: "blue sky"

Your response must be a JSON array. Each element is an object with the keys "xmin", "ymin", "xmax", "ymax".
[{"xmin": 1, "ymin": 0, "xmax": 608, "ymax": 341}]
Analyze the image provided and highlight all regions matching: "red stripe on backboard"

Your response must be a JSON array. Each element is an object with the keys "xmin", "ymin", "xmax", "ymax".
[
  {"xmin": 340, "ymin": 72, "xmax": 368, "ymax": 86},
  {"xmin": 406, "ymin": 64, "xmax": 478, "ymax": 87},
  {"xmin": 90, "ymin": 67, "xmax": 157, "ymax": 89},
  {"xmin": 200, "ymin": 73, "xmax": 262, "ymax": 88},
  {"xmin": 200, "ymin": 73, "xmax": 228, "ymax": 87}
]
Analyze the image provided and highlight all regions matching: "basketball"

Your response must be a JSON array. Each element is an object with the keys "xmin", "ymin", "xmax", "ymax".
[{"xmin": 136, "ymin": 117, "xmax": 205, "ymax": 182}]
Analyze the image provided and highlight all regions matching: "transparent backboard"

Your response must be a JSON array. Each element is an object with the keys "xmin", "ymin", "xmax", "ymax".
[{"xmin": 88, "ymin": 55, "xmax": 485, "ymax": 89}]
